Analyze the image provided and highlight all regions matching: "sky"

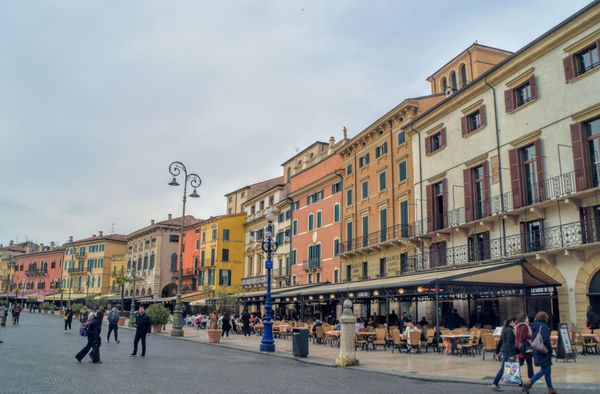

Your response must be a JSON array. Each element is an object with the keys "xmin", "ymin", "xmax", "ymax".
[{"xmin": 0, "ymin": 0, "xmax": 593, "ymax": 245}]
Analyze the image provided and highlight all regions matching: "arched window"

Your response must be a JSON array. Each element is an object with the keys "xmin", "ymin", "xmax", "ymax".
[
  {"xmin": 149, "ymin": 254, "xmax": 155, "ymax": 269},
  {"xmin": 127, "ymin": 259, "xmax": 131, "ymax": 270},
  {"xmin": 125, "ymin": 289, "xmax": 129, "ymax": 297},
  {"xmin": 170, "ymin": 253, "xmax": 177, "ymax": 272},
  {"xmin": 590, "ymin": 271, "xmax": 600, "ymax": 295},
  {"xmin": 143, "ymin": 256, "xmax": 148, "ymax": 270},
  {"xmin": 450, "ymin": 71, "xmax": 457, "ymax": 90},
  {"xmin": 147, "ymin": 287, "xmax": 152, "ymax": 296},
  {"xmin": 459, "ymin": 63, "xmax": 467, "ymax": 88},
  {"xmin": 141, "ymin": 288, "xmax": 146, "ymax": 296},
  {"xmin": 135, "ymin": 288, "xmax": 139, "ymax": 296},
  {"xmin": 440, "ymin": 77, "xmax": 447, "ymax": 93}
]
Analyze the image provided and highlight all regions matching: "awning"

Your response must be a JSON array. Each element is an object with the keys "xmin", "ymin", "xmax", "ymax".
[
  {"xmin": 247, "ymin": 260, "xmax": 561, "ymax": 300},
  {"xmin": 181, "ymin": 291, "xmax": 206, "ymax": 302},
  {"xmin": 240, "ymin": 283, "xmax": 323, "ymax": 299},
  {"xmin": 190, "ymin": 299, "xmax": 207, "ymax": 306}
]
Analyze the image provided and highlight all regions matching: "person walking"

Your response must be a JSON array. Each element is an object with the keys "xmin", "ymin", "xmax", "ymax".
[
  {"xmin": 64, "ymin": 306, "xmax": 74, "ymax": 333},
  {"xmin": 241, "ymin": 310, "xmax": 251, "ymax": 337},
  {"xmin": 491, "ymin": 317, "xmax": 517, "ymax": 392},
  {"xmin": 131, "ymin": 307, "xmax": 151, "ymax": 357},
  {"xmin": 0, "ymin": 303, "xmax": 8, "ymax": 327},
  {"xmin": 80, "ymin": 306, "xmax": 89, "ymax": 324},
  {"xmin": 221, "ymin": 312, "xmax": 231, "ymax": 338},
  {"xmin": 12, "ymin": 303, "xmax": 21, "ymax": 325},
  {"xmin": 515, "ymin": 312, "xmax": 534, "ymax": 382},
  {"xmin": 107, "ymin": 306, "xmax": 120, "ymax": 343},
  {"xmin": 75, "ymin": 312, "xmax": 101, "ymax": 363},
  {"xmin": 523, "ymin": 312, "xmax": 556, "ymax": 394}
]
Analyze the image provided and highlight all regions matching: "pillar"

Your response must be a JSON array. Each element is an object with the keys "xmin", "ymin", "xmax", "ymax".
[{"xmin": 337, "ymin": 299, "xmax": 359, "ymax": 367}]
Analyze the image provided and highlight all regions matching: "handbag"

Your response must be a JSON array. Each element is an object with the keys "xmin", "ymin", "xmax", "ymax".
[
  {"xmin": 503, "ymin": 360, "xmax": 522, "ymax": 386},
  {"xmin": 531, "ymin": 332, "xmax": 547, "ymax": 354},
  {"xmin": 64, "ymin": 316, "xmax": 68, "ymax": 321}
]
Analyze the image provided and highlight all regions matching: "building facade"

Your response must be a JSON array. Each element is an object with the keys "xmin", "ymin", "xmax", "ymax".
[
  {"xmin": 407, "ymin": 1, "xmax": 600, "ymax": 328},
  {"xmin": 0, "ymin": 241, "xmax": 31, "ymax": 297},
  {"xmin": 13, "ymin": 244, "xmax": 64, "ymax": 301}
]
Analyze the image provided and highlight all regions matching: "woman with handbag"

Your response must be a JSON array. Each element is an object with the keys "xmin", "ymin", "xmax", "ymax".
[
  {"xmin": 523, "ymin": 311, "xmax": 556, "ymax": 394},
  {"xmin": 64, "ymin": 306, "xmax": 74, "ymax": 333},
  {"xmin": 515, "ymin": 312, "xmax": 534, "ymax": 380},
  {"xmin": 491, "ymin": 317, "xmax": 517, "ymax": 391}
]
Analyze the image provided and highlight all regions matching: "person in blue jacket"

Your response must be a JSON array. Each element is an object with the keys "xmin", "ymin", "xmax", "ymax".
[{"xmin": 523, "ymin": 311, "xmax": 556, "ymax": 394}]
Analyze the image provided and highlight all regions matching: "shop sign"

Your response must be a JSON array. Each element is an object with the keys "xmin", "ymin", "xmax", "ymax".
[{"xmin": 356, "ymin": 291, "xmax": 370, "ymax": 298}]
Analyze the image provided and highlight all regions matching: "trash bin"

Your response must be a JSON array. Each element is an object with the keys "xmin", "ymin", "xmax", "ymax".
[{"xmin": 292, "ymin": 327, "xmax": 309, "ymax": 357}]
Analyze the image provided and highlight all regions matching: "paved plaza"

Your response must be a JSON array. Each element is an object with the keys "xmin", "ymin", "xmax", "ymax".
[{"xmin": 0, "ymin": 312, "xmax": 598, "ymax": 394}]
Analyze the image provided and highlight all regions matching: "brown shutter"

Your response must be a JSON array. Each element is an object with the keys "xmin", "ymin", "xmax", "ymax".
[
  {"xmin": 442, "ymin": 178, "xmax": 448, "ymax": 229},
  {"xmin": 467, "ymin": 235, "xmax": 474, "ymax": 261},
  {"xmin": 482, "ymin": 231, "xmax": 491, "ymax": 260},
  {"xmin": 440, "ymin": 127, "xmax": 447, "ymax": 148},
  {"xmin": 504, "ymin": 89, "xmax": 515, "ymax": 113},
  {"xmin": 539, "ymin": 220, "xmax": 545, "ymax": 250},
  {"xmin": 580, "ymin": 207, "xmax": 594, "ymax": 244},
  {"xmin": 482, "ymin": 160, "xmax": 491, "ymax": 217},
  {"xmin": 461, "ymin": 116, "xmax": 468, "ymax": 137},
  {"xmin": 529, "ymin": 75, "xmax": 538, "ymax": 101},
  {"xmin": 571, "ymin": 122, "xmax": 590, "ymax": 191},
  {"xmin": 425, "ymin": 135, "xmax": 431, "ymax": 156},
  {"xmin": 439, "ymin": 241, "xmax": 447, "ymax": 267},
  {"xmin": 480, "ymin": 105, "xmax": 487, "ymax": 128},
  {"xmin": 534, "ymin": 139, "xmax": 545, "ymax": 202},
  {"xmin": 426, "ymin": 184, "xmax": 433, "ymax": 233},
  {"xmin": 509, "ymin": 148, "xmax": 523, "ymax": 209},
  {"xmin": 563, "ymin": 55, "xmax": 576, "ymax": 82},
  {"xmin": 520, "ymin": 222, "xmax": 527, "ymax": 253},
  {"xmin": 463, "ymin": 168, "xmax": 473, "ymax": 222}
]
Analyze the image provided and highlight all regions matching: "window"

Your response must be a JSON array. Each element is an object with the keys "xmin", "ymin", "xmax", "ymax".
[
  {"xmin": 346, "ymin": 188, "xmax": 353, "ymax": 206},
  {"xmin": 346, "ymin": 164, "xmax": 353, "ymax": 175},
  {"xmin": 51, "ymin": 261, "xmax": 56, "ymax": 269},
  {"xmin": 379, "ymin": 171, "xmax": 386, "ymax": 191},
  {"xmin": 285, "ymin": 209, "xmax": 291, "ymax": 220},
  {"xmin": 441, "ymin": 77, "xmax": 447, "ymax": 92},
  {"xmin": 346, "ymin": 265, "xmax": 352, "ymax": 282},
  {"xmin": 521, "ymin": 144, "xmax": 539, "ymax": 205},
  {"xmin": 334, "ymin": 203, "xmax": 340, "ymax": 222},
  {"xmin": 143, "ymin": 256, "xmax": 148, "ymax": 269},
  {"xmin": 380, "ymin": 208, "xmax": 387, "ymax": 242},
  {"xmin": 450, "ymin": 70, "xmax": 457, "ymax": 90},
  {"xmin": 170, "ymin": 253, "xmax": 177, "ymax": 272},
  {"xmin": 212, "ymin": 228, "xmax": 217, "ymax": 240},
  {"xmin": 149, "ymin": 254, "xmax": 155, "ymax": 269},
  {"xmin": 425, "ymin": 128, "xmax": 446, "ymax": 155},
  {"xmin": 565, "ymin": 43, "xmax": 599, "ymax": 81},
  {"xmin": 316, "ymin": 211, "xmax": 322, "ymax": 228},
  {"xmin": 398, "ymin": 131, "xmax": 406, "ymax": 145},
  {"xmin": 306, "ymin": 190, "xmax": 324, "ymax": 205},
  {"xmin": 427, "ymin": 180, "xmax": 447, "ymax": 232},
  {"xmin": 222, "ymin": 249, "xmax": 229, "ymax": 262},
  {"xmin": 294, "ymin": 201, "xmax": 299, "ymax": 210},
  {"xmin": 241, "ymin": 191, "xmax": 245, "ymax": 198},
  {"xmin": 308, "ymin": 244, "xmax": 321, "ymax": 269},
  {"xmin": 219, "ymin": 270, "xmax": 232, "ymax": 286},
  {"xmin": 260, "ymin": 201, "xmax": 265, "ymax": 210},
  {"xmin": 202, "ymin": 231, "xmax": 206, "ymax": 242},
  {"xmin": 346, "ymin": 221, "xmax": 353, "ymax": 251},
  {"xmin": 308, "ymin": 273, "xmax": 312, "ymax": 284},
  {"xmin": 169, "ymin": 234, "xmax": 179, "ymax": 243},
  {"xmin": 468, "ymin": 164, "xmax": 488, "ymax": 220},
  {"xmin": 459, "ymin": 64, "xmax": 467, "ymax": 88},
  {"xmin": 332, "ymin": 181, "xmax": 342, "ymax": 194},
  {"xmin": 362, "ymin": 215, "xmax": 369, "ymax": 247},
  {"xmin": 251, "ymin": 206, "xmax": 255, "ymax": 214},
  {"xmin": 269, "ymin": 196, "xmax": 274, "ymax": 206},
  {"xmin": 334, "ymin": 270, "xmax": 339, "ymax": 284},
  {"xmin": 375, "ymin": 142, "xmax": 388, "ymax": 158},
  {"xmin": 195, "ymin": 240, "xmax": 200, "ymax": 250},
  {"xmin": 361, "ymin": 261, "xmax": 368, "ymax": 279},
  {"xmin": 358, "ymin": 153, "xmax": 370, "ymax": 168},
  {"xmin": 468, "ymin": 232, "xmax": 490, "ymax": 261},
  {"xmin": 293, "ymin": 220, "xmax": 298, "ymax": 236},
  {"xmin": 200, "ymin": 251, "xmax": 205, "ymax": 266},
  {"xmin": 290, "ymin": 249, "xmax": 297, "ymax": 265},
  {"xmin": 430, "ymin": 241, "xmax": 447, "ymax": 268},
  {"xmin": 308, "ymin": 214, "xmax": 314, "ymax": 231},
  {"xmin": 379, "ymin": 258, "xmax": 387, "ymax": 277},
  {"xmin": 278, "ymin": 212, "xmax": 284, "ymax": 222},
  {"xmin": 461, "ymin": 106, "xmax": 486, "ymax": 136},
  {"xmin": 210, "ymin": 248, "xmax": 215, "ymax": 264},
  {"xmin": 467, "ymin": 110, "xmax": 481, "ymax": 131},
  {"xmin": 207, "ymin": 270, "xmax": 215, "ymax": 286},
  {"xmin": 515, "ymin": 81, "xmax": 532, "ymax": 106},
  {"xmin": 586, "ymin": 117, "xmax": 600, "ymax": 187},
  {"xmin": 505, "ymin": 76, "xmax": 537, "ymax": 112},
  {"xmin": 522, "ymin": 220, "xmax": 543, "ymax": 252},
  {"xmin": 400, "ymin": 253, "xmax": 409, "ymax": 274},
  {"xmin": 361, "ymin": 180, "xmax": 369, "ymax": 199},
  {"xmin": 333, "ymin": 239, "xmax": 340, "ymax": 256},
  {"xmin": 316, "ymin": 272, "xmax": 321, "ymax": 283},
  {"xmin": 399, "ymin": 161, "xmax": 407, "ymax": 181}
]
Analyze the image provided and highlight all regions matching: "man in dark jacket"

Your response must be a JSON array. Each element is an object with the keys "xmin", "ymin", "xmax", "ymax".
[
  {"xmin": 75, "ymin": 313, "xmax": 102, "ymax": 363},
  {"xmin": 131, "ymin": 307, "xmax": 152, "ymax": 357},
  {"xmin": 491, "ymin": 317, "xmax": 517, "ymax": 391},
  {"xmin": 241, "ymin": 310, "xmax": 251, "ymax": 337},
  {"xmin": 107, "ymin": 306, "xmax": 120, "ymax": 343}
]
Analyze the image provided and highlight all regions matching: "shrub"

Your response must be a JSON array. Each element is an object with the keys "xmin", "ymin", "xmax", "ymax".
[
  {"xmin": 71, "ymin": 303, "xmax": 83, "ymax": 315},
  {"xmin": 41, "ymin": 302, "xmax": 52, "ymax": 311},
  {"xmin": 146, "ymin": 303, "xmax": 170, "ymax": 325}
]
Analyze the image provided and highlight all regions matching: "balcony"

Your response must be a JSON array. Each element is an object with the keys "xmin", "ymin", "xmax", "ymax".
[
  {"xmin": 183, "ymin": 269, "xmax": 195, "ymax": 278},
  {"xmin": 25, "ymin": 269, "xmax": 47, "ymax": 277},
  {"xmin": 67, "ymin": 267, "xmax": 85, "ymax": 274},
  {"xmin": 409, "ymin": 218, "xmax": 598, "ymax": 272},
  {"xmin": 340, "ymin": 223, "xmax": 413, "ymax": 257},
  {"xmin": 304, "ymin": 258, "xmax": 321, "ymax": 270}
]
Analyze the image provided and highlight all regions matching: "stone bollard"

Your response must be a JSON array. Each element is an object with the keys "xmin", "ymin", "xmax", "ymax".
[{"xmin": 336, "ymin": 299, "xmax": 359, "ymax": 367}]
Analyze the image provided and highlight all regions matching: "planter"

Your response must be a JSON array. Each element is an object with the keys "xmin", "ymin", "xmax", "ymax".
[
  {"xmin": 152, "ymin": 324, "xmax": 163, "ymax": 334},
  {"xmin": 207, "ymin": 329, "xmax": 221, "ymax": 343},
  {"xmin": 43, "ymin": 310, "xmax": 48, "ymax": 314},
  {"xmin": 59, "ymin": 310, "xmax": 64, "ymax": 316},
  {"xmin": 118, "ymin": 316, "xmax": 126, "ymax": 326}
]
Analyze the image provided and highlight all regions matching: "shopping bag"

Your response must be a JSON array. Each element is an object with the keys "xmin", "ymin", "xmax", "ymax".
[{"xmin": 503, "ymin": 360, "xmax": 522, "ymax": 386}]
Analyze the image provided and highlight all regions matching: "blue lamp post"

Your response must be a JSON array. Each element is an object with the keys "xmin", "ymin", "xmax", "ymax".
[{"xmin": 260, "ymin": 212, "xmax": 278, "ymax": 352}]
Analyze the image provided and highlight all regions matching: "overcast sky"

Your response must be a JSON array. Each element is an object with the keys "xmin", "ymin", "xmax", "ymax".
[{"xmin": 0, "ymin": 0, "xmax": 592, "ymax": 245}]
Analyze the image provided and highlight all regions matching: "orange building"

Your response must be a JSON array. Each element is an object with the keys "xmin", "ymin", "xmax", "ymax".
[{"xmin": 181, "ymin": 222, "xmax": 202, "ymax": 291}]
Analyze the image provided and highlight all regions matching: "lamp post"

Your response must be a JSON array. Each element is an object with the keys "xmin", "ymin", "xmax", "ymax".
[
  {"xmin": 260, "ymin": 212, "xmax": 278, "ymax": 352},
  {"xmin": 167, "ymin": 161, "xmax": 201, "ymax": 337},
  {"xmin": 128, "ymin": 262, "xmax": 145, "ymax": 328}
]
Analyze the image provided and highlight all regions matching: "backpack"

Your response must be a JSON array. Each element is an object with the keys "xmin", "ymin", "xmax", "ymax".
[
  {"xmin": 80, "ymin": 321, "xmax": 91, "ymax": 337},
  {"xmin": 531, "ymin": 331, "xmax": 547, "ymax": 354},
  {"xmin": 108, "ymin": 311, "xmax": 119, "ymax": 324}
]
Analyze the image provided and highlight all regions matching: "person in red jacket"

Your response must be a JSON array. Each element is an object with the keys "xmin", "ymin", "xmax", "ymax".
[{"xmin": 515, "ymin": 312, "xmax": 534, "ymax": 380}]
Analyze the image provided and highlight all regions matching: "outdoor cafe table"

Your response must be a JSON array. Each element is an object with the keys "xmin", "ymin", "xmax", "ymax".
[
  {"xmin": 441, "ymin": 334, "xmax": 471, "ymax": 354},
  {"xmin": 326, "ymin": 330, "xmax": 341, "ymax": 338}
]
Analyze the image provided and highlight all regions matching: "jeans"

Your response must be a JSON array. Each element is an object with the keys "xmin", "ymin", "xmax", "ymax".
[
  {"xmin": 76, "ymin": 336, "xmax": 100, "ymax": 362},
  {"xmin": 530, "ymin": 365, "xmax": 553, "ymax": 389},
  {"xmin": 243, "ymin": 324, "xmax": 250, "ymax": 336},
  {"xmin": 107, "ymin": 324, "xmax": 118, "ymax": 342},
  {"xmin": 64, "ymin": 319, "xmax": 72, "ymax": 331},
  {"xmin": 519, "ymin": 355, "xmax": 534, "ymax": 379},
  {"xmin": 493, "ymin": 352, "xmax": 512, "ymax": 385}
]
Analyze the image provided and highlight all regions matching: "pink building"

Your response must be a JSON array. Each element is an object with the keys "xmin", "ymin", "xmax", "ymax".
[{"xmin": 13, "ymin": 245, "xmax": 64, "ymax": 301}]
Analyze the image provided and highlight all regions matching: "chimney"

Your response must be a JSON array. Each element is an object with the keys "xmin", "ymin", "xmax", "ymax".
[
  {"xmin": 50, "ymin": 242, "xmax": 55, "ymax": 250},
  {"xmin": 98, "ymin": 231, "xmax": 103, "ymax": 237},
  {"xmin": 69, "ymin": 236, "xmax": 73, "ymax": 243},
  {"xmin": 25, "ymin": 245, "xmax": 31, "ymax": 253},
  {"xmin": 168, "ymin": 214, "xmax": 172, "ymax": 220},
  {"xmin": 151, "ymin": 219, "xmax": 155, "ymax": 225},
  {"xmin": 92, "ymin": 234, "xmax": 96, "ymax": 238},
  {"xmin": 9, "ymin": 240, "xmax": 14, "ymax": 246},
  {"xmin": 39, "ymin": 243, "xmax": 44, "ymax": 252}
]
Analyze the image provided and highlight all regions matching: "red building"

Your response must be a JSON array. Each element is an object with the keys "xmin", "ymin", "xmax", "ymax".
[
  {"xmin": 181, "ymin": 221, "xmax": 202, "ymax": 291},
  {"xmin": 13, "ymin": 245, "xmax": 64, "ymax": 301},
  {"xmin": 290, "ymin": 141, "xmax": 346, "ymax": 286}
]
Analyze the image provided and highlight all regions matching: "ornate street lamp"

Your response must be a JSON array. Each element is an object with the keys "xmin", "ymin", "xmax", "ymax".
[
  {"xmin": 168, "ymin": 161, "xmax": 201, "ymax": 337},
  {"xmin": 128, "ymin": 262, "xmax": 145, "ymax": 328},
  {"xmin": 260, "ymin": 212, "xmax": 278, "ymax": 352}
]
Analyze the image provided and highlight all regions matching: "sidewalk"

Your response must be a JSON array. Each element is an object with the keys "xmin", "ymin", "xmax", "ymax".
[{"xmin": 123, "ymin": 319, "xmax": 600, "ymax": 390}]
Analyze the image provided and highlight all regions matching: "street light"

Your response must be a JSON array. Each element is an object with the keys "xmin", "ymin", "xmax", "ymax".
[
  {"xmin": 128, "ymin": 262, "xmax": 145, "ymax": 328},
  {"xmin": 168, "ymin": 161, "xmax": 201, "ymax": 337},
  {"xmin": 260, "ymin": 212, "xmax": 278, "ymax": 352}
]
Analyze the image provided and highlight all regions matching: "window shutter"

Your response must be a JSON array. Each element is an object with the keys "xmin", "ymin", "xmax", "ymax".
[
  {"xmin": 482, "ymin": 231, "xmax": 491, "ymax": 260},
  {"xmin": 482, "ymin": 160, "xmax": 491, "ymax": 217},
  {"xmin": 504, "ymin": 89, "xmax": 515, "ymax": 113},
  {"xmin": 442, "ymin": 178, "xmax": 448, "ymax": 229},
  {"xmin": 529, "ymin": 75, "xmax": 538, "ymax": 101},
  {"xmin": 570, "ymin": 122, "xmax": 590, "ymax": 191},
  {"xmin": 563, "ymin": 55, "xmax": 576, "ymax": 82},
  {"xmin": 425, "ymin": 136, "xmax": 431, "ymax": 156},
  {"xmin": 467, "ymin": 235, "xmax": 474, "ymax": 261},
  {"xmin": 509, "ymin": 148, "xmax": 523, "ymax": 209},
  {"xmin": 439, "ymin": 242, "xmax": 447, "ymax": 267},
  {"xmin": 479, "ymin": 105, "xmax": 487, "ymax": 128},
  {"xmin": 429, "ymin": 244, "xmax": 436, "ymax": 268},
  {"xmin": 534, "ymin": 139, "xmax": 545, "ymax": 202},
  {"xmin": 539, "ymin": 220, "xmax": 545, "ymax": 250},
  {"xmin": 426, "ymin": 184, "xmax": 433, "ymax": 233},
  {"xmin": 463, "ymin": 168, "xmax": 473, "ymax": 222},
  {"xmin": 580, "ymin": 207, "xmax": 593, "ymax": 243},
  {"xmin": 519, "ymin": 222, "xmax": 527, "ymax": 254},
  {"xmin": 461, "ymin": 116, "xmax": 468, "ymax": 137},
  {"xmin": 440, "ymin": 127, "xmax": 447, "ymax": 148}
]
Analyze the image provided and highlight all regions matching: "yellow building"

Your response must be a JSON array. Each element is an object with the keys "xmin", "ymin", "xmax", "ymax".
[
  {"xmin": 109, "ymin": 254, "xmax": 126, "ymax": 294},
  {"xmin": 197, "ymin": 214, "xmax": 245, "ymax": 294},
  {"xmin": 63, "ymin": 232, "xmax": 127, "ymax": 299}
]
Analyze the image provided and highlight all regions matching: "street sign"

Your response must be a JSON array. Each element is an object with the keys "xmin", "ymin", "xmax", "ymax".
[{"xmin": 265, "ymin": 260, "xmax": 273, "ymax": 270}]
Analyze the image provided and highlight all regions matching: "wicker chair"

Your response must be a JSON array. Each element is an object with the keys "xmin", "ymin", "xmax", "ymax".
[
  {"xmin": 373, "ymin": 328, "xmax": 387, "ymax": 350},
  {"xmin": 408, "ymin": 331, "xmax": 422, "ymax": 353},
  {"xmin": 481, "ymin": 333, "xmax": 497, "ymax": 361}
]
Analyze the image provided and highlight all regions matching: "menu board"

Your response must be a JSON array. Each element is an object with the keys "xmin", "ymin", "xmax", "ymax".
[{"xmin": 557, "ymin": 323, "xmax": 576, "ymax": 360}]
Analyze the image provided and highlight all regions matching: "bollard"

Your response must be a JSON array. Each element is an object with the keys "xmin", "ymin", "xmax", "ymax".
[{"xmin": 336, "ymin": 299, "xmax": 359, "ymax": 367}]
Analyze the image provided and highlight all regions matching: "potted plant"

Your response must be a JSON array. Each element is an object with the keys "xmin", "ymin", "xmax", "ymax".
[
  {"xmin": 41, "ymin": 302, "xmax": 52, "ymax": 314},
  {"xmin": 71, "ymin": 303, "xmax": 83, "ymax": 318},
  {"xmin": 207, "ymin": 311, "xmax": 221, "ymax": 343},
  {"xmin": 118, "ymin": 311, "xmax": 127, "ymax": 326},
  {"xmin": 146, "ymin": 303, "xmax": 170, "ymax": 334}
]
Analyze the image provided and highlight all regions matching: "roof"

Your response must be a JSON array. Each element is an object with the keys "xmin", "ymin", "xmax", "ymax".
[
  {"xmin": 245, "ymin": 176, "xmax": 286, "ymax": 201},
  {"xmin": 14, "ymin": 247, "xmax": 65, "ymax": 259},
  {"xmin": 157, "ymin": 215, "xmax": 200, "ymax": 227},
  {"xmin": 409, "ymin": 0, "xmax": 600, "ymax": 130},
  {"xmin": 69, "ymin": 234, "xmax": 127, "ymax": 245},
  {"xmin": 426, "ymin": 43, "xmax": 513, "ymax": 81},
  {"xmin": 280, "ymin": 141, "xmax": 329, "ymax": 166}
]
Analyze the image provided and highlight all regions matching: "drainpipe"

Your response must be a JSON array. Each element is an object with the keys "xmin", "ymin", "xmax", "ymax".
[
  {"xmin": 285, "ymin": 197, "xmax": 294, "ymax": 287},
  {"xmin": 334, "ymin": 170, "xmax": 344, "ymax": 283},
  {"xmin": 484, "ymin": 76, "xmax": 507, "ymax": 258}
]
